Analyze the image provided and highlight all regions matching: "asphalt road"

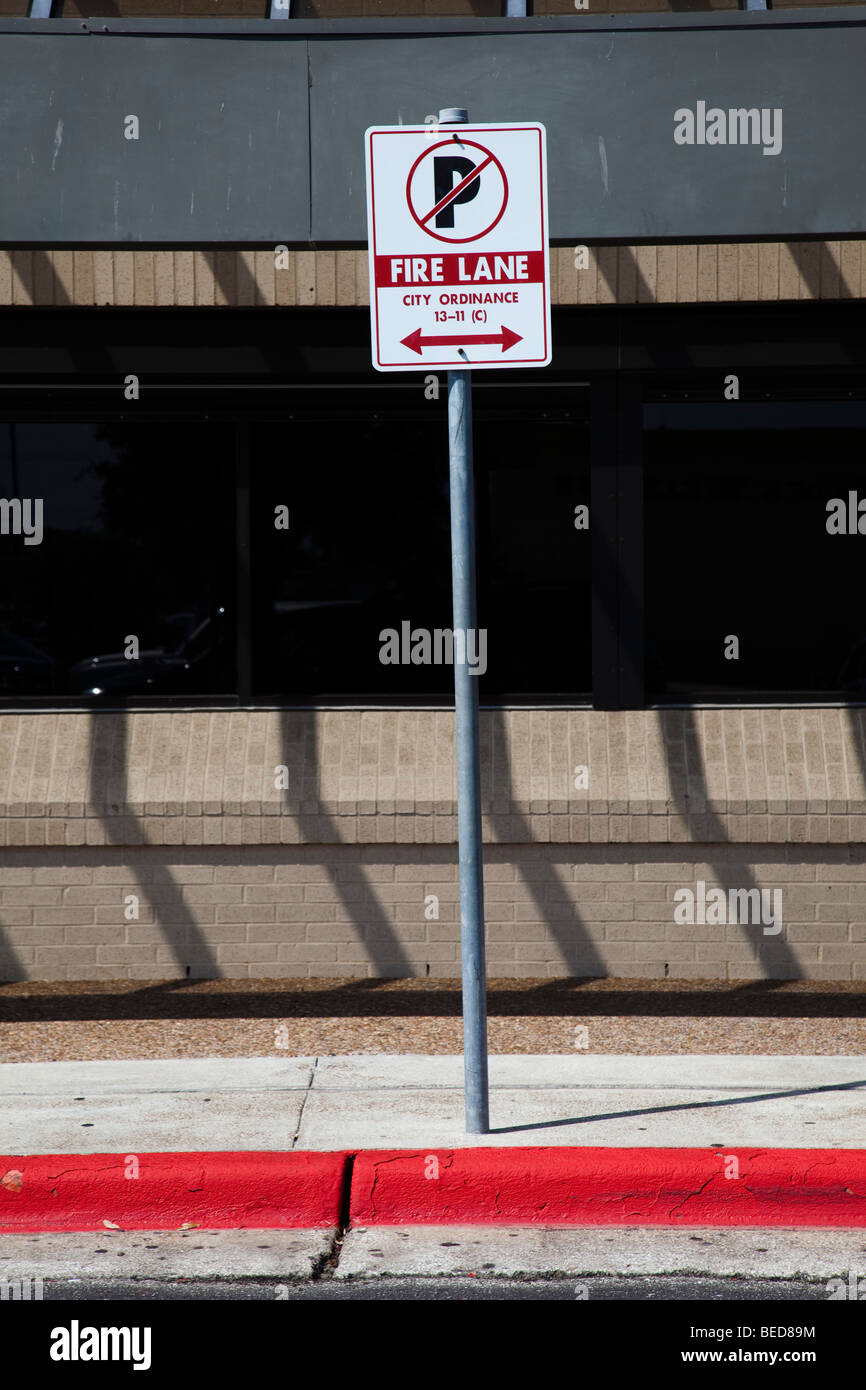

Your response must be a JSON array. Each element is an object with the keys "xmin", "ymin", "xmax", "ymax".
[{"xmin": 37, "ymin": 1275, "xmax": 829, "ymax": 1300}]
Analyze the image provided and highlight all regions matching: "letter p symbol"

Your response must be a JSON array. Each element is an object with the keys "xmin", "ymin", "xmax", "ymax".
[{"xmin": 433, "ymin": 156, "xmax": 480, "ymax": 229}]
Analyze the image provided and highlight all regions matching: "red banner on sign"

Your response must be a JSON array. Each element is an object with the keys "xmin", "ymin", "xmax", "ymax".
[{"xmin": 374, "ymin": 251, "xmax": 545, "ymax": 288}]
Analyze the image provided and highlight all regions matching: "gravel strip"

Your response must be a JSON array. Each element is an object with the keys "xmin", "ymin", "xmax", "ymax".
[
  {"xmin": 1, "ymin": 978, "xmax": 864, "ymax": 1060},
  {"xmin": 1, "ymin": 1015, "xmax": 865, "ymax": 1061}
]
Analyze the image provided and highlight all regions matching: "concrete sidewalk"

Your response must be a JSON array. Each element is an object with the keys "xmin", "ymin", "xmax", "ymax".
[
  {"xmin": 1, "ymin": 1054, "xmax": 865, "ymax": 1152},
  {"xmin": 3, "ymin": 1225, "xmax": 866, "ymax": 1282}
]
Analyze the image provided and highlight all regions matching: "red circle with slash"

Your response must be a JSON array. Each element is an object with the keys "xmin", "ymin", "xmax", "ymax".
[{"xmin": 406, "ymin": 138, "xmax": 509, "ymax": 244}]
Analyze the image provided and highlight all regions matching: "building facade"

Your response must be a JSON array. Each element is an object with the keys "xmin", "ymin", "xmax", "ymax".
[{"xmin": 0, "ymin": 1, "xmax": 865, "ymax": 982}]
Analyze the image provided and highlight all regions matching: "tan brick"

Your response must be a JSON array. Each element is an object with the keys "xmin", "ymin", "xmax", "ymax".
[
  {"xmin": 788, "ymin": 923, "xmax": 849, "ymax": 942},
  {"xmin": 215, "ymin": 904, "xmax": 276, "ymax": 923},
  {"xmin": 0, "ymin": 252, "xmax": 13, "ymax": 306},
  {"xmin": 62, "ymin": 887, "xmax": 125, "ymax": 905},
  {"xmin": 607, "ymin": 881, "xmax": 668, "ymax": 900},
  {"xmin": 64, "ymin": 925, "xmax": 128, "ymax": 945},
  {"xmin": 0, "ymin": 898, "xmax": 40, "ymax": 925},
  {"xmin": 96, "ymin": 946, "xmax": 158, "ymax": 964},
  {"xmin": 607, "ymin": 922, "xmax": 666, "ymax": 940},
  {"xmin": 134, "ymin": 251, "xmax": 155, "ymax": 307},
  {"xmin": 819, "ymin": 945, "xmax": 864, "ymax": 963},
  {"xmin": 636, "ymin": 942, "xmax": 694, "ymax": 961},
  {"xmin": 33, "ymin": 908, "xmax": 95, "ymax": 925},
  {"xmin": 6, "ymin": 927, "xmax": 64, "ymax": 945},
  {"xmin": 280, "ymin": 944, "xmax": 338, "ymax": 963},
  {"xmin": 182, "ymin": 885, "xmax": 243, "ymax": 904},
  {"xmin": 0, "ymin": 867, "xmax": 33, "ymax": 884},
  {"xmin": 597, "ymin": 943, "xmax": 636, "ymax": 961},
  {"xmin": 2, "ymin": 886, "xmax": 62, "ymax": 905},
  {"xmin": 34, "ymin": 946, "xmax": 97, "ymax": 966},
  {"xmin": 219, "ymin": 944, "xmax": 278, "ymax": 963},
  {"xmin": 244, "ymin": 885, "xmax": 304, "ymax": 902}
]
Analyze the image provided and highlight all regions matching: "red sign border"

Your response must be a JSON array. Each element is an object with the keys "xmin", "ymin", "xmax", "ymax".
[{"xmin": 367, "ymin": 124, "xmax": 550, "ymax": 372}]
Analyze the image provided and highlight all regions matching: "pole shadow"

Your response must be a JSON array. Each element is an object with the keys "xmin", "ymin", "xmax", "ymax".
[{"xmin": 490, "ymin": 1076, "xmax": 866, "ymax": 1136}]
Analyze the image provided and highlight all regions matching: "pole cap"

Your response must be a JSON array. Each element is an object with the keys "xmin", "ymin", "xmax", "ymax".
[{"xmin": 438, "ymin": 107, "xmax": 468, "ymax": 124}]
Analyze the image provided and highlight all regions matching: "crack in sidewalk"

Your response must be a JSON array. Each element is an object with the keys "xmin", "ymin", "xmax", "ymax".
[
  {"xmin": 289, "ymin": 1057, "xmax": 318, "ymax": 1150},
  {"xmin": 290, "ymin": 1060, "xmax": 353, "ymax": 1282}
]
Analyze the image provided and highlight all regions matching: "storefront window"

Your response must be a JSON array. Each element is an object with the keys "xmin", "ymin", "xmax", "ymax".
[
  {"xmin": 1, "ymin": 306, "xmax": 864, "ymax": 710},
  {"xmin": 250, "ymin": 382, "xmax": 591, "ymax": 701},
  {"xmin": 645, "ymin": 400, "xmax": 866, "ymax": 700},
  {"xmin": 0, "ymin": 422, "xmax": 235, "ymax": 699}
]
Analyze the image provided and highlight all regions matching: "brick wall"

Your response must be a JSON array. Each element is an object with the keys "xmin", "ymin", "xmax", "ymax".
[
  {"xmin": 1, "ymin": 846, "xmax": 864, "ymax": 982},
  {"xmin": 1, "ymin": 710, "xmax": 866, "ymax": 981},
  {"xmin": 0, "ymin": 244, "xmax": 864, "ymax": 307}
]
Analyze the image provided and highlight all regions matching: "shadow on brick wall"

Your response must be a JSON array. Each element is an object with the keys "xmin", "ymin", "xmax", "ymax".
[
  {"xmin": 203, "ymin": 251, "xmax": 267, "ymax": 308},
  {"xmin": 845, "ymin": 709, "xmax": 866, "ymax": 955},
  {"xmin": 274, "ymin": 709, "xmax": 609, "ymax": 979},
  {"xmin": 485, "ymin": 708, "xmax": 606, "ymax": 976},
  {"xmin": 279, "ymin": 709, "xmax": 414, "ymax": 976},
  {"xmin": 786, "ymin": 242, "xmax": 855, "ymax": 301},
  {"xmin": 0, "ymin": 925, "xmax": 28, "ymax": 983},
  {"xmin": 9, "ymin": 250, "xmax": 72, "ymax": 308},
  {"xmin": 658, "ymin": 708, "xmax": 804, "ymax": 979},
  {"xmin": 88, "ymin": 710, "xmax": 221, "ymax": 980}
]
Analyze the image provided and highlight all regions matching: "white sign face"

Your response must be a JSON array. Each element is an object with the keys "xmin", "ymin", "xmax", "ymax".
[{"xmin": 364, "ymin": 122, "xmax": 551, "ymax": 372}]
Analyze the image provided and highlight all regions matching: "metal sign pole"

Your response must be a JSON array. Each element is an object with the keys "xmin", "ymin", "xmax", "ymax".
[{"xmin": 440, "ymin": 105, "xmax": 490, "ymax": 1136}]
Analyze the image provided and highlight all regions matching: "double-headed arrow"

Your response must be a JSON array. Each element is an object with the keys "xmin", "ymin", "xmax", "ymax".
[{"xmin": 400, "ymin": 325, "xmax": 523, "ymax": 355}]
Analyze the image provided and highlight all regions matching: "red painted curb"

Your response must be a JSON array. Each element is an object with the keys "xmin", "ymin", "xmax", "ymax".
[
  {"xmin": 350, "ymin": 1148, "xmax": 866, "ymax": 1227},
  {"xmin": 0, "ymin": 1152, "xmax": 349, "ymax": 1232},
  {"xmin": 5, "ymin": 1147, "xmax": 866, "ymax": 1231}
]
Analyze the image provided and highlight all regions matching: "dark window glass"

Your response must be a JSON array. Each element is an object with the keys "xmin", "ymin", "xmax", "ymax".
[
  {"xmin": 250, "ymin": 384, "xmax": 590, "ymax": 702},
  {"xmin": 475, "ymin": 387, "xmax": 591, "ymax": 700},
  {"xmin": 251, "ymin": 407, "xmax": 454, "ymax": 701},
  {"xmin": 0, "ymin": 422, "xmax": 235, "ymax": 700},
  {"xmin": 645, "ymin": 401, "xmax": 866, "ymax": 701}
]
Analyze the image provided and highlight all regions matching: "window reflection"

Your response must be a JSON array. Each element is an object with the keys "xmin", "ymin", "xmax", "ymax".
[{"xmin": 0, "ymin": 422, "xmax": 235, "ymax": 698}]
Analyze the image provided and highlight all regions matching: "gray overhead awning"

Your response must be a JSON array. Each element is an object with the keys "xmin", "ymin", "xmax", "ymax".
[{"xmin": 0, "ymin": 11, "xmax": 861, "ymax": 246}]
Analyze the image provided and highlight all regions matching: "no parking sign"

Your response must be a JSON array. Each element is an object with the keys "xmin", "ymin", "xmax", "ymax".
[
  {"xmin": 365, "ymin": 122, "xmax": 551, "ymax": 371},
  {"xmin": 364, "ymin": 112, "xmax": 552, "ymax": 1132}
]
